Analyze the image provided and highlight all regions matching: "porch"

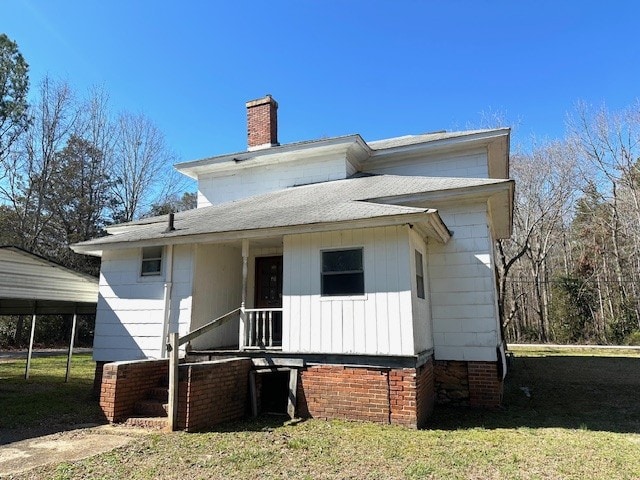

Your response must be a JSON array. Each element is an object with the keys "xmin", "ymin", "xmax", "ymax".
[{"xmin": 186, "ymin": 238, "xmax": 283, "ymax": 352}]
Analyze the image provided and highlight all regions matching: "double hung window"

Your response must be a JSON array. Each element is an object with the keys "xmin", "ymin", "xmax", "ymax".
[
  {"xmin": 321, "ymin": 248, "xmax": 364, "ymax": 296},
  {"xmin": 141, "ymin": 246, "xmax": 163, "ymax": 276}
]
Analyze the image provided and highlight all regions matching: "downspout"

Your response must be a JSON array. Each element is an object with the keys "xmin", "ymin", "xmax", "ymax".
[{"xmin": 161, "ymin": 244, "xmax": 174, "ymax": 357}]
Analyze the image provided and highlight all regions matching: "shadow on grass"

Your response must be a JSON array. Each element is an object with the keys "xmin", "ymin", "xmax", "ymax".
[
  {"xmin": 429, "ymin": 355, "xmax": 640, "ymax": 434},
  {"xmin": 206, "ymin": 414, "xmax": 307, "ymax": 434},
  {"xmin": 0, "ymin": 372, "xmax": 108, "ymax": 445}
]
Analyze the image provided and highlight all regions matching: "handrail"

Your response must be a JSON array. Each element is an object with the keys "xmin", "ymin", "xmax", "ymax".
[{"xmin": 177, "ymin": 307, "xmax": 241, "ymax": 346}]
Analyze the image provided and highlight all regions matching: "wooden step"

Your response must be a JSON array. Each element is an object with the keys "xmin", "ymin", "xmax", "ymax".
[{"xmin": 134, "ymin": 399, "xmax": 168, "ymax": 417}]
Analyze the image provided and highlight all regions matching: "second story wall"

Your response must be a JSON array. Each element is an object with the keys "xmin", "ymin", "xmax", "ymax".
[
  {"xmin": 197, "ymin": 155, "xmax": 355, "ymax": 207},
  {"xmin": 364, "ymin": 149, "xmax": 489, "ymax": 179}
]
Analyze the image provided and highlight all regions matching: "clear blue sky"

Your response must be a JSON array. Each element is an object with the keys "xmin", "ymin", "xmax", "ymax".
[{"xmin": 3, "ymin": 1, "xmax": 639, "ymax": 162}]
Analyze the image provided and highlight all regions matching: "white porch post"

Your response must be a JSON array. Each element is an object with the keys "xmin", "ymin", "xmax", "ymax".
[{"xmin": 239, "ymin": 239, "xmax": 249, "ymax": 350}]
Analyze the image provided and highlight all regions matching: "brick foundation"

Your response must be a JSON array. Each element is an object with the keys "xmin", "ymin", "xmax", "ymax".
[
  {"xmin": 468, "ymin": 361, "xmax": 503, "ymax": 407},
  {"xmin": 434, "ymin": 360, "xmax": 502, "ymax": 407},
  {"xmin": 296, "ymin": 359, "xmax": 435, "ymax": 429},
  {"xmin": 97, "ymin": 355, "xmax": 501, "ymax": 430}
]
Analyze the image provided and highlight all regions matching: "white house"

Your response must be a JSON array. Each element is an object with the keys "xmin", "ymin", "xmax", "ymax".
[{"xmin": 73, "ymin": 95, "xmax": 513, "ymax": 427}]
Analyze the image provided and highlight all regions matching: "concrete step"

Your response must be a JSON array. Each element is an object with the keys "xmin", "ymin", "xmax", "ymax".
[
  {"xmin": 124, "ymin": 416, "xmax": 169, "ymax": 430},
  {"xmin": 134, "ymin": 399, "xmax": 168, "ymax": 417}
]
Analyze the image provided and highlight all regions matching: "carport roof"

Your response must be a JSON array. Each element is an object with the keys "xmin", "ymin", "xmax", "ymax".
[{"xmin": 0, "ymin": 246, "xmax": 98, "ymax": 315}]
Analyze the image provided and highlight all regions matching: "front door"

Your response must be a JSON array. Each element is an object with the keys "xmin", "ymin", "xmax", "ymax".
[
  {"xmin": 254, "ymin": 256, "xmax": 283, "ymax": 347},
  {"xmin": 255, "ymin": 256, "xmax": 283, "ymax": 308}
]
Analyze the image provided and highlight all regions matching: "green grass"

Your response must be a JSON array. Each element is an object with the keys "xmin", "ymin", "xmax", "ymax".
[
  {"xmin": 3, "ymin": 348, "xmax": 640, "ymax": 479},
  {"xmin": 0, "ymin": 353, "xmax": 104, "ymax": 430}
]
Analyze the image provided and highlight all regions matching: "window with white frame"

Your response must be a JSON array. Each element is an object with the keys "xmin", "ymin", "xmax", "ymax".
[
  {"xmin": 321, "ymin": 248, "xmax": 364, "ymax": 296},
  {"xmin": 141, "ymin": 246, "xmax": 163, "ymax": 276},
  {"xmin": 415, "ymin": 250, "xmax": 425, "ymax": 299}
]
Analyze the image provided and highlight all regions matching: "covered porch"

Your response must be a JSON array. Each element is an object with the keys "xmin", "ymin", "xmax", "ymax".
[{"xmin": 187, "ymin": 237, "xmax": 284, "ymax": 352}]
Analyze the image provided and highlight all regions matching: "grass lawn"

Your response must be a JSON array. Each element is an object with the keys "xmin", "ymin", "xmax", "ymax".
[
  {"xmin": 2, "ymin": 347, "xmax": 640, "ymax": 479},
  {"xmin": 0, "ymin": 353, "xmax": 104, "ymax": 432}
]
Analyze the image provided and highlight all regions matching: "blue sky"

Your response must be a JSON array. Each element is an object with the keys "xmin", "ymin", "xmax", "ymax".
[{"xmin": 3, "ymin": 1, "xmax": 639, "ymax": 163}]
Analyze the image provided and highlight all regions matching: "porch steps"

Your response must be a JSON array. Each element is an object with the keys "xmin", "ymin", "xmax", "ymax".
[
  {"xmin": 134, "ymin": 399, "xmax": 169, "ymax": 417},
  {"xmin": 126, "ymin": 383, "xmax": 170, "ymax": 429}
]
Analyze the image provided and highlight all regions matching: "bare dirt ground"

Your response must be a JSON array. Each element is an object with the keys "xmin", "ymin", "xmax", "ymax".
[{"xmin": 0, "ymin": 425, "xmax": 148, "ymax": 477}]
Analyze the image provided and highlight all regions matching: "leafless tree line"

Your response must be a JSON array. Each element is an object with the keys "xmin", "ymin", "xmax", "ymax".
[
  {"xmin": 0, "ymin": 77, "xmax": 189, "ymax": 274},
  {"xmin": 497, "ymin": 101, "xmax": 640, "ymax": 345}
]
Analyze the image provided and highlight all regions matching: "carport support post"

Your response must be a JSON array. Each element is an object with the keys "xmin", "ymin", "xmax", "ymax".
[
  {"xmin": 24, "ymin": 312, "xmax": 37, "ymax": 379},
  {"xmin": 65, "ymin": 311, "xmax": 78, "ymax": 383},
  {"xmin": 168, "ymin": 332, "xmax": 179, "ymax": 431}
]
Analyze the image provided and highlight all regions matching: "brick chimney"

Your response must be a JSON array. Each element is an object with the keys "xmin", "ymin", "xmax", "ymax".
[{"xmin": 246, "ymin": 94, "xmax": 279, "ymax": 150}]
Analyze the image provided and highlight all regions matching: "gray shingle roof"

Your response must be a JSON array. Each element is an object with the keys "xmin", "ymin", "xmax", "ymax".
[{"xmin": 73, "ymin": 174, "xmax": 509, "ymax": 250}]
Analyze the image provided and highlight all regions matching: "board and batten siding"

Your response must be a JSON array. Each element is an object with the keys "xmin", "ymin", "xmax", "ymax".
[
  {"xmin": 197, "ymin": 155, "xmax": 350, "ymax": 207},
  {"xmin": 282, "ymin": 225, "xmax": 415, "ymax": 356},
  {"xmin": 190, "ymin": 244, "xmax": 242, "ymax": 349},
  {"xmin": 408, "ymin": 228, "xmax": 433, "ymax": 354},
  {"xmin": 427, "ymin": 203, "xmax": 500, "ymax": 362},
  {"xmin": 365, "ymin": 149, "xmax": 488, "ymax": 179},
  {"xmin": 93, "ymin": 245, "xmax": 193, "ymax": 362}
]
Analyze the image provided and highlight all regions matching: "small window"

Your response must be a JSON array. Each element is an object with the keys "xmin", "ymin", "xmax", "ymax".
[
  {"xmin": 415, "ymin": 250, "xmax": 425, "ymax": 299},
  {"xmin": 321, "ymin": 248, "xmax": 364, "ymax": 296},
  {"xmin": 141, "ymin": 246, "xmax": 163, "ymax": 276}
]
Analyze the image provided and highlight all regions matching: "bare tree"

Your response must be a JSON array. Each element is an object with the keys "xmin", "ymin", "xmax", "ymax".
[
  {"xmin": 110, "ymin": 112, "xmax": 182, "ymax": 222},
  {"xmin": 497, "ymin": 140, "xmax": 582, "ymax": 341},
  {"xmin": 0, "ymin": 77, "xmax": 78, "ymax": 253}
]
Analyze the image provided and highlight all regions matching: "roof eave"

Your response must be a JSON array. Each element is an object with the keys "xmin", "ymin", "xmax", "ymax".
[
  {"xmin": 71, "ymin": 210, "xmax": 450, "ymax": 255},
  {"xmin": 175, "ymin": 135, "xmax": 370, "ymax": 179}
]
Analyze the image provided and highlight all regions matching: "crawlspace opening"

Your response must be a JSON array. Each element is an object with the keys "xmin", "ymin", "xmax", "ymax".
[{"xmin": 259, "ymin": 371, "xmax": 289, "ymax": 415}]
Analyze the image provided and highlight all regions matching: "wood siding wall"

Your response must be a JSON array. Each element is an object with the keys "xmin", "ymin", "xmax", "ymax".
[
  {"xmin": 190, "ymin": 244, "xmax": 242, "ymax": 349},
  {"xmin": 365, "ymin": 149, "xmax": 488, "ymax": 178},
  {"xmin": 409, "ymin": 228, "xmax": 432, "ymax": 353},
  {"xmin": 197, "ymin": 155, "xmax": 350, "ymax": 207},
  {"xmin": 94, "ymin": 245, "xmax": 193, "ymax": 362},
  {"xmin": 282, "ymin": 225, "xmax": 415, "ymax": 356},
  {"xmin": 427, "ymin": 204, "xmax": 500, "ymax": 362}
]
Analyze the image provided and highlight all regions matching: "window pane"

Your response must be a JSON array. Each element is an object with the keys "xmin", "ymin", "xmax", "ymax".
[
  {"xmin": 322, "ymin": 249, "xmax": 362, "ymax": 273},
  {"xmin": 141, "ymin": 259, "xmax": 161, "ymax": 275},
  {"xmin": 415, "ymin": 250, "xmax": 423, "ymax": 277},
  {"xmin": 322, "ymin": 272, "xmax": 364, "ymax": 296},
  {"xmin": 415, "ymin": 250, "xmax": 425, "ymax": 299},
  {"xmin": 416, "ymin": 276, "xmax": 425, "ymax": 299},
  {"xmin": 143, "ymin": 246, "xmax": 163, "ymax": 260}
]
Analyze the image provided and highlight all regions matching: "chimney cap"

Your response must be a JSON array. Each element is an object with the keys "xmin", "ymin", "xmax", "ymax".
[{"xmin": 246, "ymin": 94, "xmax": 278, "ymax": 108}]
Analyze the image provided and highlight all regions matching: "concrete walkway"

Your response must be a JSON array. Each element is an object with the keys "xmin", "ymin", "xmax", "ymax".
[{"xmin": 0, "ymin": 425, "xmax": 147, "ymax": 476}]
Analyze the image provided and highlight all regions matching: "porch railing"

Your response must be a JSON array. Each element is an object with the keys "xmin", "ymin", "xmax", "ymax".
[{"xmin": 243, "ymin": 308, "xmax": 283, "ymax": 349}]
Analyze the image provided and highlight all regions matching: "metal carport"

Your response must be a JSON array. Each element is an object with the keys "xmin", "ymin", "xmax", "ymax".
[{"xmin": 0, "ymin": 246, "xmax": 98, "ymax": 380}]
